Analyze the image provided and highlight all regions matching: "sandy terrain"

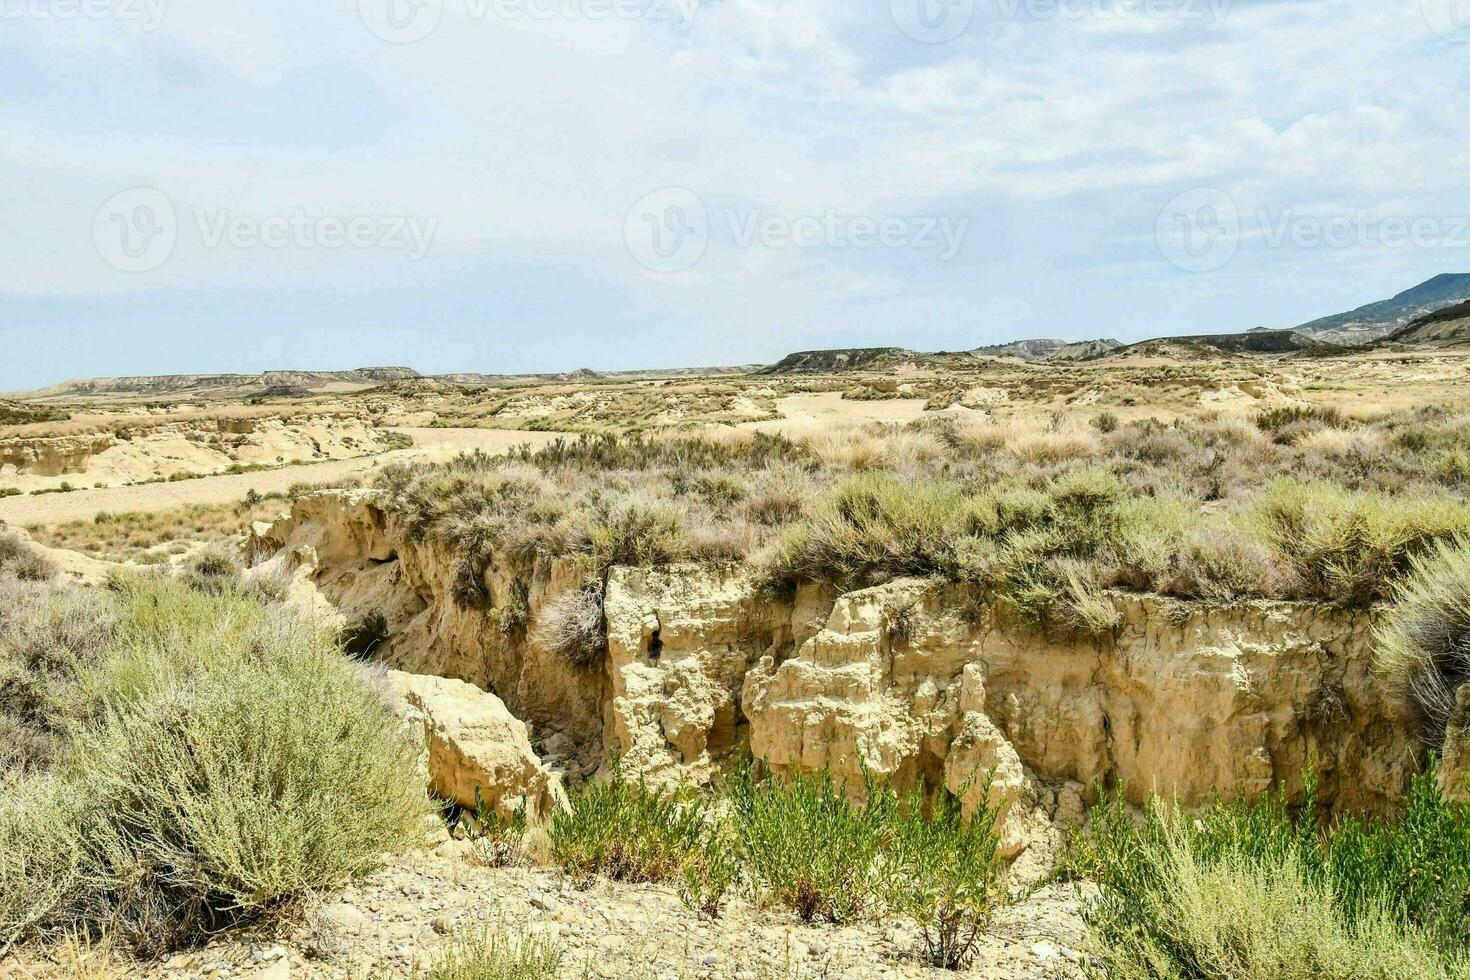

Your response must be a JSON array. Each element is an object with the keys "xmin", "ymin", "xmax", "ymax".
[
  {"xmin": 0, "ymin": 428, "xmax": 564, "ymax": 527},
  {"xmin": 740, "ymin": 393, "xmax": 931, "ymax": 434}
]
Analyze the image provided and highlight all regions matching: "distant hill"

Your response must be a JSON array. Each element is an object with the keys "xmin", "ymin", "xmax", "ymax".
[
  {"xmin": 1104, "ymin": 328, "xmax": 1327, "ymax": 361},
  {"xmin": 9, "ymin": 367, "xmax": 422, "ymax": 403},
  {"xmin": 1383, "ymin": 300, "xmax": 1470, "ymax": 346},
  {"xmin": 1296, "ymin": 274, "xmax": 1470, "ymax": 345},
  {"xmin": 972, "ymin": 338, "xmax": 1121, "ymax": 362},
  {"xmin": 758, "ymin": 348, "xmax": 915, "ymax": 374}
]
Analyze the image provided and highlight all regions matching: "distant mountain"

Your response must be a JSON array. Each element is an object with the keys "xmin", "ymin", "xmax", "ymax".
[
  {"xmin": 1383, "ymin": 300, "xmax": 1470, "ymax": 346},
  {"xmin": 1296, "ymin": 274, "xmax": 1470, "ymax": 345}
]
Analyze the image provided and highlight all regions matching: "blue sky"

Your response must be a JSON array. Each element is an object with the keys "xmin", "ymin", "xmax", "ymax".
[{"xmin": 2, "ymin": 0, "xmax": 1469, "ymax": 390}]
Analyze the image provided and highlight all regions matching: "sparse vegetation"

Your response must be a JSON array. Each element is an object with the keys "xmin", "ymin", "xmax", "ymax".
[
  {"xmin": 429, "ymin": 925, "xmax": 563, "ymax": 980},
  {"xmin": 1076, "ymin": 768, "xmax": 1470, "ymax": 978},
  {"xmin": 27, "ymin": 498, "xmax": 288, "ymax": 564}
]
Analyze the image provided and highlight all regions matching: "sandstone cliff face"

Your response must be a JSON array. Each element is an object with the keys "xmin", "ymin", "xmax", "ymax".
[{"xmin": 254, "ymin": 490, "xmax": 1430, "ymax": 863}]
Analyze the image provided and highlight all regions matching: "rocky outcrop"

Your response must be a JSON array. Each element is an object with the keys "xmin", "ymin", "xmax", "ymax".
[
  {"xmin": 384, "ymin": 670, "xmax": 564, "ymax": 822},
  {"xmin": 255, "ymin": 490, "xmax": 1434, "ymax": 865}
]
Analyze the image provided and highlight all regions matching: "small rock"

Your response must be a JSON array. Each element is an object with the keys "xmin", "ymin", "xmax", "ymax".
[
  {"xmin": 249, "ymin": 945, "xmax": 286, "ymax": 963},
  {"xmin": 320, "ymin": 902, "xmax": 367, "ymax": 932},
  {"xmin": 702, "ymin": 953, "xmax": 719, "ymax": 967},
  {"xmin": 1031, "ymin": 941, "xmax": 1061, "ymax": 963}
]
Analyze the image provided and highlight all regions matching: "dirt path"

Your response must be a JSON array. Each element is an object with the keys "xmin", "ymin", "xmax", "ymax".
[{"xmin": 0, "ymin": 428, "xmax": 566, "ymax": 527}]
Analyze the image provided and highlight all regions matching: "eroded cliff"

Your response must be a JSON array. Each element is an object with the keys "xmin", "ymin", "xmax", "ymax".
[{"xmin": 251, "ymin": 489, "xmax": 1429, "ymax": 864}]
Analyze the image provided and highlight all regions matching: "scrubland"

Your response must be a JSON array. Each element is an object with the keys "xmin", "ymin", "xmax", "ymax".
[
  {"xmin": 377, "ymin": 405, "xmax": 1470, "ymax": 637},
  {"xmin": 7, "ymin": 365, "xmax": 1470, "ymax": 976}
]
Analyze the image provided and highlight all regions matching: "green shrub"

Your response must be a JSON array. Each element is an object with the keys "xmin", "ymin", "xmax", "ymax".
[
  {"xmin": 763, "ymin": 473, "xmax": 968, "ymax": 589},
  {"xmin": 729, "ymin": 767, "xmax": 896, "ymax": 923},
  {"xmin": 178, "ymin": 545, "xmax": 242, "ymax": 594},
  {"xmin": 429, "ymin": 925, "xmax": 563, "ymax": 980},
  {"xmin": 1078, "ymin": 768, "xmax": 1470, "ymax": 977},
  {"xmin": 1245, "ymin": 479, "xmax": 1470, "ymax": 605},
  {"xmin": 550, "ymin": 772, "xmax": 712, "ymax": 887},
  {"xmin": 885, "ymin": 782, "xmax": 1004, "ymax": 969},
  {"xmin": 0, "ymin": 577, "xmax": 424, "ymax": 953},
  {"xmin": 465, "ymin": 789, "xmax": 529, "ymax": 869},
  {"xmin": 1376, "ymin": 538, "xmax": 1470, "ymax": 742},
  {"xmin": 1256, "ymin": 404, "xmax": 1346, "ymax": 434}
]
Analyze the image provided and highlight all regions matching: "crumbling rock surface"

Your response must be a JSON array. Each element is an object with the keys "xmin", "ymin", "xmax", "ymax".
[
  {"xmin": 384, "ymin": 670, "xmax": 564, "ymax": 822},
  {"xmin": 255, "ymin": 490, "xmax": 1434, "ymax": 863}
]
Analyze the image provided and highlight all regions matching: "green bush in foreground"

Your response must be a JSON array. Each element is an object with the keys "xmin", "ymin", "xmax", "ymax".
[
  {"xmin": 550, "ymin": 770, "xmax": 714, "ymax": 888},
  {"xmin": 1077, "ymin": 768, "xmax": 1470, "ymax": 979},
  {"xmin": 730, "ymin": 767, "xmax": 896, "ymax": 924},
  {"xmin": 429, "ymin": 925, "xmax": 562, "ymax": 980},
  {"xmin": 886, "ymin": 780, "xmax": 1004, "ymax": 969},
  {"xmin": 0, "ymin": 576, "xmax": 424, "ymax": 954}
]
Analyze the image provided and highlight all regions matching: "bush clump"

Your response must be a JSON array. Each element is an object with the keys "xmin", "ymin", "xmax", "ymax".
[
  {"xmin": 534, "ymin": 582, "xmax": 607, "ymax": 668},
  {"xmin": 1376, "ymin": 538, "xmax": 1470, "ymax": 743},
  {"xmin": 550, "ymin": 771, "xmax": 715, "ymax": 888},
  {"xmin": 729, "ymin": 768, "xmax": 897, "ymax": 924},
  {"xmin": 0, "ymin": 531, "xmax": 58, "ymax": 583},
  {"xmin": 429, "ymin": 925, "xmax": 562, "ymax": 980},
  {"xmin": 1077, "ymin": 768, "xmax": 1470, "ymax": 978},
  {"xmin": 0, "ymin": 576, "xmax": 424, "ymax": 953}
]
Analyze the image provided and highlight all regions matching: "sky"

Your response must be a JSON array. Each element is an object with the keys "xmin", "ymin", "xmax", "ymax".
[{"xmin": 2, "ymin": 0, "xmax": 1470, "ymax": 390}]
